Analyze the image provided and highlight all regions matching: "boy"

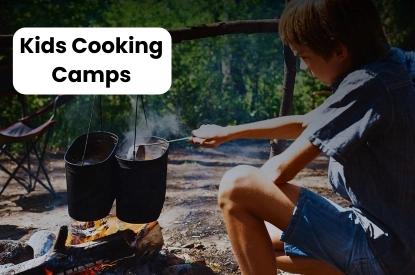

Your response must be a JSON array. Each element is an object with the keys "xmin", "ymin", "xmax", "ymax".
[{"xmin": 190, "ymin": 0, "xmax": 415, "ymax": 274}]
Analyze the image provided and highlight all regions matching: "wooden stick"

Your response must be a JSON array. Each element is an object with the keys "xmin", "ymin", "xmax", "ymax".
[{"xmin": 0, "ymin": 19, "xmax": 279, "ymax": 47}]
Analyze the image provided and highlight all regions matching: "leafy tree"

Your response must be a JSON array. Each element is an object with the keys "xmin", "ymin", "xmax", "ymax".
[{"xmin": 374, "ymin": 0, "xmax": 415, "ymax": 49}]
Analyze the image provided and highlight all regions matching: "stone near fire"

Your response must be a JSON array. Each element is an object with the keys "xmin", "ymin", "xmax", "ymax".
[
  {"xmin": 165, "ymin": 252, "xmax": 186, "ymax": 266},
  {"xmin": 26, "ymin": 230, "xmax": 56, "ymax": 258},
  {"xmin": 182, "ymin": 253, "xmax": 206, "ymax": 266},
  {"xmin": 0, "ymin": 240, "xmax": 34, "ymax": 265}
]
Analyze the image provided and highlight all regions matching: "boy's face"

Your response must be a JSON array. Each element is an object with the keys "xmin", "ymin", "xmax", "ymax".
[{"xmin": 290, "ymin": 43, "xmax": 350, "ymax": 86}]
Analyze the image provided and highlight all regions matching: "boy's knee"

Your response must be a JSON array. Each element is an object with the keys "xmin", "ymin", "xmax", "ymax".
[{"xmin": 218, "ymin": 165, "xmax": 258, "ymax": 208}]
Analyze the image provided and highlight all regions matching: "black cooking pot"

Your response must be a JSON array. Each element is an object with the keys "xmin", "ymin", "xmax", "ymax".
[
  {"xmin": 64, "ymin": 131, "xmax": 118, "ymax": 221},
  {"xmin": 115, "ymin": 137, "xmax": 168, "ymax": 224}
]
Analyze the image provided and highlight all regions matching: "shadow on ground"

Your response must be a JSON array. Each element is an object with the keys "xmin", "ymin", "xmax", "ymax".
[
  {"xmin": 14, "ymin": 191, "xmax": 67, "ymax": 213},
  {"xmin": 0, "ymin": 225, "xmax": 35, "ymax": 240}
]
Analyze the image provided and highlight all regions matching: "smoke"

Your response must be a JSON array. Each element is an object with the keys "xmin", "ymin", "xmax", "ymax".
[
  {"xmin": 114, "ymin": 96, "xmax": 184, "ymax": 160},
  {"xmin": 123, "ymin": 96, "xmax": 185, "ymax": 142}
]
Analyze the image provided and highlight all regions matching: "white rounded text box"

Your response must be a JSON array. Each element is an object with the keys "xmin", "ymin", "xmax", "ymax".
[{"xmin": 13, "ymin": 28, "xmax": 171, "ymax": 95}]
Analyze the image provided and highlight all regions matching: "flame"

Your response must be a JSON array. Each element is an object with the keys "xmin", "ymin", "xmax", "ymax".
[
  {"xmin": 44, "ymin": 268, "xmax": 53, "ymax": 275},
  {"xmin": 66, "ymin": 215, "xmax": 146, "ymax": 246},
  {"xmin": 62, "ymin": 215, "xmax": 152, "ymax": 274},
  {"xmin": 75, "ymin": 264, "xmax": 103, "ymax": 275}
]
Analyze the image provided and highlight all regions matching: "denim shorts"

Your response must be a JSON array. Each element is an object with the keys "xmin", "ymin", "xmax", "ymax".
[{"xmin": 280, "ymin": 188, "xmax": 386, "ymax": 274}]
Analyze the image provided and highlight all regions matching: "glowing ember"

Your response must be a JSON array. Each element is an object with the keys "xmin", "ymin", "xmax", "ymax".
[
  {"xmin": 66, "ymin": 215, "xmax": 147, "ymax": 246},
  {"xmin": 72, "ymin": 263, "xmax": 116, "ymax": 275}
]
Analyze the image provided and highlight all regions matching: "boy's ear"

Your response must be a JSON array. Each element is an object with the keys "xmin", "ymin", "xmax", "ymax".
[{"xmin": 334, "ymin": 43, "xmax": 348, "ymax": 62}]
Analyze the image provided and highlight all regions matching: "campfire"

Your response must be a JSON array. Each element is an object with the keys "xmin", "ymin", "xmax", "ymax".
[
  {"xmin": 0, "ymin": 101, "xmax": 214, "ymax": 274},
  {"xmin": 66, "ymin": 216, "xmax": 152, "ymax": 246},
  {"xmin": 1, "ymin": 216, "xmax": 162, "ymax": 274},
  {"xmin": 0, "ymin": 137, "xmax": 216, "ymax": 274},
  {"xmin": 0, "ymin": 215, "xmax": 215, "ymax": 275}
]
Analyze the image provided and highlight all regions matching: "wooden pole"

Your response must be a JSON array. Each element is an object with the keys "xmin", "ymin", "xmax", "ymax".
[
  {"xmin": 0, "ymin": 20, "xmax": 279, "ymax": 47},
  {"xmin": 169, "ymin": 19, "xmax": 278, "ymax": 43}
]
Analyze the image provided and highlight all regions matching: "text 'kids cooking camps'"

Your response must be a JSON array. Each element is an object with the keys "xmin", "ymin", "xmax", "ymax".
[{"xmin": 13, "ymin": 28, "xmax": 172, "ymax": 95}]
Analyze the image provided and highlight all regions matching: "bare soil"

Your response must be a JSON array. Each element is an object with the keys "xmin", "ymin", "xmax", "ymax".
[{"xmin": 0, "ymin": 139, "xmax": 348, "ymax": 274}]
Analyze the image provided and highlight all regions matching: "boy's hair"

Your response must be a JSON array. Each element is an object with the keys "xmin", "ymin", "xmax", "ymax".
[{"xmin": 279, "ymin": 0, "xmax": 388, "ymax": 67}]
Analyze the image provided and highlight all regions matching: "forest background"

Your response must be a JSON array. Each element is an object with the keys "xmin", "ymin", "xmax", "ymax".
[{"xmin": 0, "ymin": 0, "xmax": 414, "ymax": 152}]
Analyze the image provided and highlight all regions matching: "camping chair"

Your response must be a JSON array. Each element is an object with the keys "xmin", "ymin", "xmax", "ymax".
[
  {"xmin": 0, "ymin": 68, "xmax": 75, "ymax": 196},
  {"xmin": 0, "ymin": 94, "xmax": 75, "ymax": 196}
]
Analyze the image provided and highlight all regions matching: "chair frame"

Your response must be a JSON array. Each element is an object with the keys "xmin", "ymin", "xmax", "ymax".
[
  {"xmin": 0, "ymin": 128, "xmax": 54, "ymax": 194},
  {"xmin": 0, "ymin": 93, "xmax": 74, "ymax": 196}
]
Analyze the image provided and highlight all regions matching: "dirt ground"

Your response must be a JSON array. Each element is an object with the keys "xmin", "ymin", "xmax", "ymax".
[{"xmin": 0, "ymin": 139, "xmax": 348, "ymax": 274}]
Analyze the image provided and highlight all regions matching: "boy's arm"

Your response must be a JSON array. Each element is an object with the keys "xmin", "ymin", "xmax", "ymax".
[
  {"xmin": 260, "ymin": 133, "xmax": 321, "ymax": 184},
  {"xmin": 190, "ymin": 110, "xmax": 317, "ymax": 147}
]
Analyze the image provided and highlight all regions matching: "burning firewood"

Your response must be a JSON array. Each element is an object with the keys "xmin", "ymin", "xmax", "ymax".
[{"xmin": 1, "ymin": 221, "xmax": 163, "ymax": 275}]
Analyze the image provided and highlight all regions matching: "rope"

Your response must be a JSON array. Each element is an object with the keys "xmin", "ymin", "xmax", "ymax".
[
  {"xmin": 141, "ymin": 95, "xmax": 150, "ymax": 136},
  {"xmin": 99, "ymin": 95, "xmax": 103, "ymax": 132},
  {"xmin": 81, "ymin": 95, "xmax": 96, "ymax": 166},
  {"xmin": 133, "ymin": 95, "xmax": 139, "ymax": 161}
]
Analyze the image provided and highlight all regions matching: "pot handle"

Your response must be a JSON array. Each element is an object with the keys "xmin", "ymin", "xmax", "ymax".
[{"xmin": 132, "ymin": 95, "xmax": 152, "ymax": 162}]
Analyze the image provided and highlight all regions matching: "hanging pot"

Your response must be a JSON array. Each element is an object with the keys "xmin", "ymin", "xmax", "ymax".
[
  {"xmin": 64, "ymin": 131, "xmax": 118, "ymax": 221},
  {"xmin": 115, "ymin": 137, "xmax": 168, "ymax": 224}
]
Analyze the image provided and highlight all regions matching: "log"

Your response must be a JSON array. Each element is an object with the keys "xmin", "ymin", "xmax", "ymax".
[
  {"xmin": 1, "ymin": 221, "xmax": 163, "ymax": 275},
  {"xmin": 168, "ymin": 19, "xmax": 279, "ymax": 43},
  {"xmin": 0, "ymin": 19, "xmax": 279, "ymax": 48}
]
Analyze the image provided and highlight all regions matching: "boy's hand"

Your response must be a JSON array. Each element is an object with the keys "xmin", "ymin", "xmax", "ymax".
[{"xmin": 190, "ymin": 124, "xmax": 229, "ymax": 147}]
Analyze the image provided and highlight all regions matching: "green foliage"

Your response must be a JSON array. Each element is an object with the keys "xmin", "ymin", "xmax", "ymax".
[
  {"xmin": 11, "ymin": 0, "xmax": 111, "ymax": 28},
  {"xmin": 374, "ymin": 0, "xmax": 415, "ymax": 49},
  {"xmin": 100, "ymin": 0, "xmax": 285, "ymax": 128},
  {"xmin": 292, "ymin": 72, "xmax": 329, "ymax": 115}
]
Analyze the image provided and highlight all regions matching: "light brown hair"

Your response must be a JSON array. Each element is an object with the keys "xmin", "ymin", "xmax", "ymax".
[{"xmin": 278, "ymin": 0, "xmax": 388, "ymax": 67}]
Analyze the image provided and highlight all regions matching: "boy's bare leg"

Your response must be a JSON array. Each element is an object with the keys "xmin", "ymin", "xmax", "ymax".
[
  {"xmin": 218, "ymin": 165, "xmax": 343, "ymax": 275},
  {"xmin": 266, "ymin": 222, "xmax": 344, "ymax": 275}
]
